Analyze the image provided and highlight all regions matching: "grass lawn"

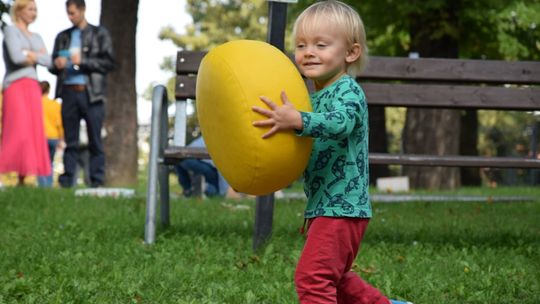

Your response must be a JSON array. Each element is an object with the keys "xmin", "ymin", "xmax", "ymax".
[{"xmin": 1, "ymin": 186, "xmax": 539, "ymax": 303}]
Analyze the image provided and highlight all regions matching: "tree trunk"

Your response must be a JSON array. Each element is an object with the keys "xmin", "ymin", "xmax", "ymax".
[
  {"xmin": 460, "ymin": 110, "xmax": 481, "ymax": 185},
  {"xmin": 403, "ymin": 1, "xmax": 461, "ymax": 190},
  {"xmin": 369, "ymin": 106, "xmax": 390, "ymax": 184},
  {"xmin": 403, "ymin": 108, "xmax": 461, "ymax": 189},
  {"xmin": 100, "ymin": 0, "xmax": 139, "ymax": 186}
]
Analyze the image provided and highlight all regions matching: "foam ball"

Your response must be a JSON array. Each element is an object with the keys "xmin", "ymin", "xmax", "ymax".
[{"xmin": 196, "ymin": 40, "xmax": 312, "ymax": 195}]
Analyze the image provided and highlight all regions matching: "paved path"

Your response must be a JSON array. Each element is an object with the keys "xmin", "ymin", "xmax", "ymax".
[{"xmin": 281, "ymin": 192, "xmax": 536, "ymax": 203}]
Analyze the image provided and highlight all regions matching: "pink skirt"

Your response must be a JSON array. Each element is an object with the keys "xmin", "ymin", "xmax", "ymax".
[{"xmin": 0, "ymin": 78, "xmax": 51, "ymax": 176}]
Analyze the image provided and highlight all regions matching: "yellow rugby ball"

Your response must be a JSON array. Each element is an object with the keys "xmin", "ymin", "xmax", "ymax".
[{"xmin": 196, "ymin": 40, "xmax": 312, "ymax": 195}]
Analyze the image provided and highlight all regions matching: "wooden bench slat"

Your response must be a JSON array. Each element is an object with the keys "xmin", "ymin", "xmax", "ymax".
[
  {"xmin": 163, "ymin": 146, "xmax": 210, "ymax": 163},
  {"xmin": 176, "ymin": 51, "xmax": 205, "ymax": 74},
  {"xmin": 175, "ymin": 75, "xmax": 196, "ymax": 99},
  {"xmin": 163, "ymin": 147, "xmax": 540, "ymax": 169},
  {"xmin": 175, "ymin": 75, "xmax": 315, "ymax": 100},
  {"xmin": 175, "ymin": 75, "xmax": 539, "ymax": 110},
  {"xmin": 361, "ymin": 57, "xmax": 540, "ymax": 84},
  {"xmin": 177, "ymin": 52, "xmax": 540, "ymax": 84},
  {"xmin": 363, "ymin": 83, "xmax": 540, "ymax": 110},
  {"xmin": 369, "ymin": 153, "xmax": 540, "ymax": 168}
]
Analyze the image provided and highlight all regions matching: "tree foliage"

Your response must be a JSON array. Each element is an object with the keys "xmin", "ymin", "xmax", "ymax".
[
  {"xmin": 0, "ymin": 0, "xmax": 12, "ymax": 31},
  {"xmin": 292, "ymin": 0, "xmax": 540, "ymax": 60},
  {"xmin": 160, "ymin": 0, "xmax": 539, "ymax": 63},
  {"xmin": 159, "ymin": 0, "xmax": 268, "ymax": 51}
]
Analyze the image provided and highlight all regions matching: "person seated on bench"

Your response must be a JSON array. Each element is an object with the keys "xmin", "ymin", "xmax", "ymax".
[{"xmin": 175, "ymin": 136, "xmax": 229, "ymax": 198}]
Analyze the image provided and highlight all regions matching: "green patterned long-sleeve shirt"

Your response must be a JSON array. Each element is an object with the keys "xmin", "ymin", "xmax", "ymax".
[{"xmin": 297, "ymin": 75, "xmax": 371, "ymax": 219}]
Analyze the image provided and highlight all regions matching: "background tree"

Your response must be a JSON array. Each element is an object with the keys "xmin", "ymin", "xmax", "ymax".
[
  {"xmin": 0, "ymin": 0, "xmax": 10, "ymax": 31},
  {"xmin": 159, "ymin": 0, "xmax": 268, "ymax": 51},
  {"xmin": 100, "ymin": 0, "xmax": 139, "ymax": 186},
  {"xmin": 401, "ymin": 1, "xmax": 461, "ymax": 189}
]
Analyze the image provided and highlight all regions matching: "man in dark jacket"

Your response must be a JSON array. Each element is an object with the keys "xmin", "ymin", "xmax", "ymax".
[{"xmin": 50, "ymin": 0, "xmax": 114, "ymax": 188}]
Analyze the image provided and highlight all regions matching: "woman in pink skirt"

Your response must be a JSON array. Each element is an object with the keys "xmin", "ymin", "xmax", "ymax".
[{"xmin": 0, "ymin": 0, "xmax": 51, "ymax": 185}]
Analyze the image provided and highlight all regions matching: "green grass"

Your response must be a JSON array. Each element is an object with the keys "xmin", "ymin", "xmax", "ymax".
[
  {"xmin": 387, "ymin": 185, "xmax": 540, "ymax": 197},
  {"xmin": 1, "ymin": 187, "xmax": 539, "ymax": 303}
]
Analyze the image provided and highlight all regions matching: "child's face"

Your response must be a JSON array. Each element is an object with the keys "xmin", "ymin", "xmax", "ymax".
[{"xmin": 294, "ymin": 26, "xmax": 352, "ymax": 89}]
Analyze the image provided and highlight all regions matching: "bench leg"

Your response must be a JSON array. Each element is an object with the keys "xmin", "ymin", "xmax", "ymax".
[
  {"xmin": 144, "ymin": 149, "xmax": 159, "ymax": 245},
  {"xmin": 253, "ymin": 194, "xmax": 275, "ymax": 250},
  {"xmin": 145, "ymin": 84, "xmax": 169, "ymax": 244},
  {"xmin": 144, "ymin": 184, "xmax": 157, "ymax": 244},
  {"xmin": 159, "ymin": 164, "xmax": 170, "ymax": 227}
]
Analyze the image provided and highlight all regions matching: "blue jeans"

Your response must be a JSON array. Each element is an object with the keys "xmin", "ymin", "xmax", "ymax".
[
  {"xmin": 175, "ymin": 159, "xmax": 220, "ymax": 197},
  {"xmin": 58, "ymin": 88, "xmax": 105, "ymax": 187},
  {"xmin": 38, "ymin": 139, "xmax": 59, "ymax": 187}
]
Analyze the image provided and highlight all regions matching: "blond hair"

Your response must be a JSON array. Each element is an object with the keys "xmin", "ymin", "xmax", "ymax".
[
  {"xmin": 10, "ymin": 0, "xmax": 36, "ymax": 22},
  {"xmin": 293, "ymin": 0, "xmax": 368, "ymax": 75}
]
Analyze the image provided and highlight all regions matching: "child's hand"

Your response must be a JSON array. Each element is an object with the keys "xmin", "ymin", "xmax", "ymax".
[{"xmin": 252, "ymin": 91, "xmax": 303, "ymax": 139}]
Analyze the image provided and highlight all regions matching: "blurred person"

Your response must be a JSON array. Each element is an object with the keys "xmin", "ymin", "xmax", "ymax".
[
  {"xmin": 49, "ymin": 0, "xmax": 114, "ymax": 188},
  {"xmin": 175, "ymin": 136, "xmax": 229, "ymax": 198},
  {"xmin": 37, "ymin": 80, "xmax": 63, "ymax": 187},
  {"xmin": 0, "ymin": 0, "xmax": 51, "ymax": 186}
]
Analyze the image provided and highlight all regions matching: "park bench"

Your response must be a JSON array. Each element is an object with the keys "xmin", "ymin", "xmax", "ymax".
[
  {"xmin": 145, "ymin": 52, "xmax": 539, "ymax": 248},
  {"xmin": 169, "ymin": 53, "xmax": 540, "ymax": 168},
  {"xmin": 144, "ymin": 2, "xmax": 540, "ymax": 249}
]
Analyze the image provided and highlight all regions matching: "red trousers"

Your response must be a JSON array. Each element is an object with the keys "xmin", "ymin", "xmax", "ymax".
[{"xmin": 295, "ymin": 217, "xmax": 390, "ymax": 304}]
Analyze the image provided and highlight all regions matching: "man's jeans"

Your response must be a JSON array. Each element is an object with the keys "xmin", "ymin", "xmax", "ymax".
[
  {"xmin": 38, "ymin": 139, "xmax": 59, "ymax": 187},
  {"xmin": 59, "ymin": 88, "xmax": 105, "ymax": 188},
  {"xmin": 175, "ymin": 159, "xmax": 219, "ymax": 197}
]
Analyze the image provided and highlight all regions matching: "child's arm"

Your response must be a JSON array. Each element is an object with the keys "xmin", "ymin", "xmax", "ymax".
[
  {"xmin": 252, "ymin": 91, "xmax": 303, "ymax": 139},
  {"xmin": 299, "ymin": 99, "xmax": 362, "ymax": 140}
]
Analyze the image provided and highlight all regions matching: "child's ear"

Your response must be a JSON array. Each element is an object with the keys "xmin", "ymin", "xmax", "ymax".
[{"xmin": 345, "ymin": 43, "xmax": 361, "ymax": 63}]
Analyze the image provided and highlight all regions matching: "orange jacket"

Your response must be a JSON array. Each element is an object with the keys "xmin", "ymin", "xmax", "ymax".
[{"xmin": 42, "ymin": 95, "xmax": 63, "ymax": 140}]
